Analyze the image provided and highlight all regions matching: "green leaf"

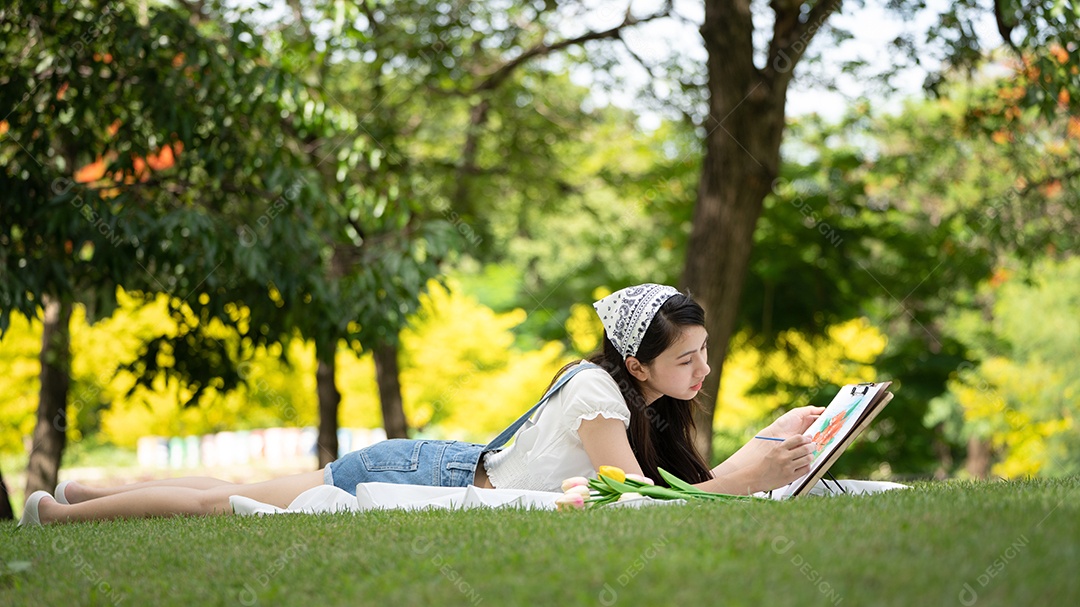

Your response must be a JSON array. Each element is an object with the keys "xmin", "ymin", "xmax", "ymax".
[
  {"xmin": 657, "ymin": 467, "xmax": 699, "ymax": 493},
  {"xmin": 631, "ymin": 485, "xmax": 693, "ymax": 501}
]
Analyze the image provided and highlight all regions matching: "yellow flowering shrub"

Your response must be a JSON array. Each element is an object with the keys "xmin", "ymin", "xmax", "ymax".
[
  {"xmin": 935, "ymin": 257, "xmax": 1080, "ymax": 478},
  {"xmin": 396, "ymin": 281, "xmax": 570, "ymax": 440},
  {"xmin": 565, "ymin": 302, "xmax": 603, "ymax": 356},
  {"xmin": 949, "ymin": 357, "xmax": 1073, "ymax": 478},
  {"xmin": 0, "ymin": 312, "xmax": 42, "ymax": 453},
  {"xmin": 715, "ymin": 318, "xmax": 887, "ymax": 431}
]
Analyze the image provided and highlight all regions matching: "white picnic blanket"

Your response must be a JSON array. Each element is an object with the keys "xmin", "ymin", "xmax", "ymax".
[
  {"xmin": 230, "ymin": 483, "xmax": 569, "ymax": 515},
  {"xmin": 758, "ymin": 479, "xmax": 909, "ymax": 499},
  {"xmin": 230, "ymin": 479, "xmax": 908, "ymax": 516}
]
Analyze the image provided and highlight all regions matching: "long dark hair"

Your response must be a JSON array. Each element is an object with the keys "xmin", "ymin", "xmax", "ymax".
[{"xmin": 555, "ymin": 293, "xmax": 713, "ymax": 486}]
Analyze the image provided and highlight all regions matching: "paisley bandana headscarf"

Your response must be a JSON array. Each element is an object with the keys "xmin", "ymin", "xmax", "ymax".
[{"xmin": 592, "ymin": 284, "xmax": 680, "ymax": 359}]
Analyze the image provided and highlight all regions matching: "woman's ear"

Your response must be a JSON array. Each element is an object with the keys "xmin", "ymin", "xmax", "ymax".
[{"xmin": 624, "ymin": 357, "xmax": 650, "ymax": 382}]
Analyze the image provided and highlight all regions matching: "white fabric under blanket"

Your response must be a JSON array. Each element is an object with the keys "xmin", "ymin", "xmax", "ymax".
[{"xmin": 230, "ymin": 478, "xmax": 908, "ymax": 516}]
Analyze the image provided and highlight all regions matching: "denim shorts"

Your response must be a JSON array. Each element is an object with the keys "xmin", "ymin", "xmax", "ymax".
[{"xmin": 323, "ymin": 439, "xmax": 485, "ymax": 495}]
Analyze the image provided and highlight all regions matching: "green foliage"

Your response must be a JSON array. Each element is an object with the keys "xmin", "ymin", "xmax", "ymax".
[
  {"xmin": 469, "ymin": 114, "xmax": 701, "ymax": 343},
  {"xmin": 0, "ymin": 0, "xmax": 468, "ymax": 418},
  {"xmin": 929, "ymin": 257, "xmax": 1080, "ymax": 478},
  {"xmin": 924, "ymin": 0, "xmax": 1080, "ymax": 119},
  {"xmin": 264, "ymin": 0, "xmax": 689, "ymax": 347},
  {"xmin": 0, "ymin": 0, "xmax": 336, "ymax": 401},
  {"xmin": 735, "ymin": 67, "xmax": 1080, "ymax": 475},
  {"xmin": 242, "ymin": 0, "xmax": 621, "ymax": 356}
]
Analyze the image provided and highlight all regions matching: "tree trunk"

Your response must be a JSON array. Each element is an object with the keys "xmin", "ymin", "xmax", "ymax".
[
  {"xmin": 683, "ymin": 0, "xmax": 839, "ymax": 464},
  {"xmin": 929, "ymin": 423, "xmax": 955, "ymax": 479},
  {"xmin": 315, "ymin": 344, "xmax": 341, "ymax": 468},
  {"xmin": 0, "ymin": 466, "xmax": 13, "ymax": 521},
  {"xmin": 25, "ymin": 296, "xmax": 73, "ymax": 496},
  {"xmin": 373, "ymin": 342, "xmax": 409, "ymax": 439},
  {"xmin": 685, "ymin": 1, "xmax": 784, "ymax": 463},
  {"xmin": 965, "ymin": 436, "xmax": 992, "ymax": 479}
]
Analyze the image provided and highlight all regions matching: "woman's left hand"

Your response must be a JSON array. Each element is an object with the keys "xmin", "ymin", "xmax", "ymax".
[{"xmin": 762, "ymin": 406, "xmax": 825, "ymax": 438}]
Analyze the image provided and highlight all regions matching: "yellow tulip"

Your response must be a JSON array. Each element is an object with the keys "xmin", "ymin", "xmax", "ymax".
[{"xmin": 598, "ymin": 465, "xmax": 626, "ymax": 483}]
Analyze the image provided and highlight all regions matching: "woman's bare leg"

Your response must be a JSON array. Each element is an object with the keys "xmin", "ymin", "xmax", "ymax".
[
  {"xmin": 39, "ymin": 469, "xmax": 326, "ymax": 524},
  {"xmin": 62, "ymin": 477, "xmax": 232, "ymax": 504}
]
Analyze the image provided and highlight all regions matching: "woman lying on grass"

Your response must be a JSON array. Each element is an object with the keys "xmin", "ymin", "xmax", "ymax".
[{"xmin": 21, "ymin": 283, "xmax": 823, "ymax": 526}]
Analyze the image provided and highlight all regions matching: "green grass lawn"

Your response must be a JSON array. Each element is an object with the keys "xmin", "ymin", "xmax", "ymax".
[{"xmin": 2, "ymin": 478, "xmax": 1078, "ymax": 606}]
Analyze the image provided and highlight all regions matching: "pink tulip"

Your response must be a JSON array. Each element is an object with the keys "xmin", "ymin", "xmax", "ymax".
[
  {"xmin": 555, "ymin": 493, "xmax": 585, "ymax": 511},
  {"xmin": 564, "ymin": 485, "xmax": 591, "ymax": 498},
  {"xmin": 625, "ymin": 474, "xmax": 655, "ymax": 485},
  {"xmin": 561, "ymin": 476, "xmax": 589, "ymax": 492},
  {"xmin": 617, "ymin": 492, "xmax": 644, "ymax": 503}
]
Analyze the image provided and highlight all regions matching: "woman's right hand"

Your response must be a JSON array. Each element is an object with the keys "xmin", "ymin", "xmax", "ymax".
[{"xmin": 751, "ymin": 435, "xmax": 816, "ymax": 491}]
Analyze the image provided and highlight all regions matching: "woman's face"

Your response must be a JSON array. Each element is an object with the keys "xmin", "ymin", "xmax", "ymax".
[{"xmin": 637, "ymin": 325, "xmax": 710, "ymax": 403}]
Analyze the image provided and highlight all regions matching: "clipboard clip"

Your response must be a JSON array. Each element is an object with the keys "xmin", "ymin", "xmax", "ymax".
[{"xmin": 850, "ymin": 382, "xmax": 876, "ymax": 396}]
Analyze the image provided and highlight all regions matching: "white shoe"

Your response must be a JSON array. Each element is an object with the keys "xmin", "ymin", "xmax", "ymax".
[
  {"xmin": 54, "ymin": 480, "xmax": 75, "ymax": 505},
  {"xmin": 18, "ymin": 491, "xmax": 53, "ymax": 527}
]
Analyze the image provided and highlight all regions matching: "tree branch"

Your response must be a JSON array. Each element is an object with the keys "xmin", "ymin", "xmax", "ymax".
[
  {"xmin": 472, "ymin": 1, "xmax": 673, "ymax": 93},
  {"xmin": 765, "ymin": 0, "xmax": 842, "ymax": 84},
  {"xmin": 452, "ymin": 98, "xmax": 491, "ymax": 208},
  {"xmin": 619, "ymin": 38, "xmax": 700, "ymax": 127},
  {"xmin": 449, "ymin": 2, "xmax": 672, "ymax": 210},
  {"xmin": 620, "ymin": 37, "xmax": 659, "ymax": 81},
  {"xmin": 992, "ymin": 0, "xmax": 1021, "ymax": 54}
]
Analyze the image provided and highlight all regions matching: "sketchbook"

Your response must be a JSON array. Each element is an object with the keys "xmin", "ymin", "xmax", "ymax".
[{"xmin": 769, "ymin": 381, "xmax": 894, "ymax": 499}]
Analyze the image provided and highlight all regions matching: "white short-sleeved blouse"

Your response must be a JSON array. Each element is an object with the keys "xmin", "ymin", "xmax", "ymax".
[{"xmin": 482, "ymin": 362, "xmax": 631, "ymax": 492}]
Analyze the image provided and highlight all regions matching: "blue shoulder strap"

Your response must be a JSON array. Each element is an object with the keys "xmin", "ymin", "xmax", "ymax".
[{"xmin": 482, "ymin": 361, "xmax": 601, "ymax": 452}]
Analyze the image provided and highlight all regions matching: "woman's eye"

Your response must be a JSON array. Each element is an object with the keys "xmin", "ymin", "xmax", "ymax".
[{"xmin": 681, "ymin": 360, "xmax": 693, "ymax": 366}]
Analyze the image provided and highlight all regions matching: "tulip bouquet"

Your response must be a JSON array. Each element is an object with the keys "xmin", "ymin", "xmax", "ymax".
[{"xmin": 555, "ymin": 465, "xmax": 750, "ymax": 510}]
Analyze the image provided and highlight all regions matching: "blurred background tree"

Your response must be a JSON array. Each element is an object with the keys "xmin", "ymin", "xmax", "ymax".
[
  {"xmin": 0, "ymin": 0, "xmax": 341, "ymax": 498},
  {"xmin": 217, "ymin": 0, "xmax": 676, "ymax": 463}
]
